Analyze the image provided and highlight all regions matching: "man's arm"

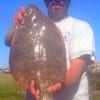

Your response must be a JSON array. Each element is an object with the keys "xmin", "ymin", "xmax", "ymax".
[
  {"xmin": 5, "ymin": 6, "xmax": 27, "ymax": 47},
  {"xmin": 66, "ymin": 57, "xmax": 87, "ymax": 86},
  {"xmin": 46, "ymin": 57, "xmax": 88, "ymax": 92},
  {"xmin": 66, "ymin": 53, "xmax": 95, "ymax": 86},
  {"xmin": 5, "ymin": 28, "xmax": 15, "ymax": 47}
]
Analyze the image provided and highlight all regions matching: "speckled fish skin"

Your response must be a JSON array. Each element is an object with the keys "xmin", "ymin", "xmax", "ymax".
[{"xmin": 9, "ymin": 5, "xmax": 66, "ymax": 100}]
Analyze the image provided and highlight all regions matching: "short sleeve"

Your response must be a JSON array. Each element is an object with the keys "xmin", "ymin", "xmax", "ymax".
[{"xmin": 69, "ymin": 22, "xmax": 95, "ymax": 62}]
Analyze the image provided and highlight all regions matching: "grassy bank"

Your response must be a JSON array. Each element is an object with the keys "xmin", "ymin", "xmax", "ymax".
[
  {"xmin": 0, "ymin": 72, "xmax": 100, "ymax": 100},
  {"xmin": 0, "ymin": 72, "xmax": 24, "ymax": 100}
]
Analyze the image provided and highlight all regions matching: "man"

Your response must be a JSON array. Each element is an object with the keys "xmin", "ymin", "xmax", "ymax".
[{"xmin": 5, "ymin": 0, "xmax": 95, "ymax": 100}]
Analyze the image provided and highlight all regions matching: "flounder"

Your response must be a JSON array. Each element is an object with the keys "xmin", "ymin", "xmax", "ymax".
[{"xmin": 9, "ymin": 5, "xmax": 66, "ymax": 100}]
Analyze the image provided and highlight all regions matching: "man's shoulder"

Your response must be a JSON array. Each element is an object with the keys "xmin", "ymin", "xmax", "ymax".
[
  {"xmin": 66, "ymin": 16, "xmax": 94, "ymax": 37},
  {"xmin": 69, "ymin": 16, "xmax": 91, "ymax": 29}
]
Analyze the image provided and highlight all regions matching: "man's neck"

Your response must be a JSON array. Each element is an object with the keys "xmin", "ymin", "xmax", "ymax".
[{"xmin": 48, "ymin": 14, "xmax": 68, "ymax": 23}]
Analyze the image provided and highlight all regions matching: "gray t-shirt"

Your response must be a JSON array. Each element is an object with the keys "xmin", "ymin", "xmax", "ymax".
[{"xmin": 54, "ymin": 16, "xmax": 95, "ymax": 100}]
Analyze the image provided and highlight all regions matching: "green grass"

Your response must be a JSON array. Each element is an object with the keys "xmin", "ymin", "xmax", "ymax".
[
  {"xmin": 93, "ymin": 96, "xmax": 100, "ymax": 100},
  {"xmin": 0, "ymin": 72, "xmax": 24, "ymax": 100},
  {"xmin": 91, "ymin": 92, "xmax": 100, "ymax": 100},
  {"xmin": 0, "ymin": 72, "xmax": 100, "ymax": 100}
]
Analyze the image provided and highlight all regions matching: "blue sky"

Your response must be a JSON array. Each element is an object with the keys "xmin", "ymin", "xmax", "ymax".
[{"xmin": 0, "ymin": 0, "xmax": 100, "ymax": 68}]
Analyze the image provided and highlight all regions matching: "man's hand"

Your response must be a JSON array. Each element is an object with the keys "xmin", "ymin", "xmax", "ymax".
[
  {"xmin": 46, "ymin": 82, "xmax": 62, "ymax": 93},
  {"xmin": 13, "ymin": 6, "xmax": 27, "ymax": 25},
  {"xmin": 28, "ymin": 80, "xmax": 40, "ymax": 100},
  {"xmin": 28, "ymin": 80, "xmax": 62, "ymax": 100}
]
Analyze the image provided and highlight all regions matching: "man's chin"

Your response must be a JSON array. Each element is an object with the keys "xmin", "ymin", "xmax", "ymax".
[{"xmin": 49, "ymin": 16, "xmax": 63, "ymax": 22}]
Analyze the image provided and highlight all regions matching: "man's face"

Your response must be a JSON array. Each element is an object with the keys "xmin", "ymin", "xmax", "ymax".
[{"xmin": 45, "ymin": 0, "xmax": 69, "ymax": 22}]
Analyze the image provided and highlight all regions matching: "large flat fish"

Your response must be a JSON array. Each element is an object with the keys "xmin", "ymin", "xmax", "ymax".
[{"xmin": 9, "ymin": 5, "xmax": 66, "ymax": 100}]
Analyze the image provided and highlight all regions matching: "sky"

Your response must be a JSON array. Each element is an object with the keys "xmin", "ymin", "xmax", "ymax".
[{"xmin": 0, "ymin": 0, "xmax": 100, "ymax": 68}]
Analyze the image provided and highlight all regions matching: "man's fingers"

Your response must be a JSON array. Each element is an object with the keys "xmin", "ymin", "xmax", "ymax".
[
  {"xmin": 13, "ymin": 14, "xmax": 19, "ymax": 26},
  {"xmin": 17, "ymin": 12, "xmax": 24, "ymax": 24},
  {"xmin": 28, "ymin": 80, "xmax": 40, "ymax": 99},
  {"xmin": 13, "ymin": 7, "xmax": 27, "ymax": 26},
  {"xmin": 29, "ymin": 80, "xmax": 36, "ymax": 95},
  {"xmin": 20, "ymin": 6, "xmax": 27, "ymax": 16},
  {"xmin": 36, "ymin": 89, "xmax": 40, "ymax": 100},
  {"xmin": 13, "ymin": 12, "xmax": 24, "ymax": 25},
  {"xmin": 47, "ymin": 82, "xmax": 62, "ymax": 93}
]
